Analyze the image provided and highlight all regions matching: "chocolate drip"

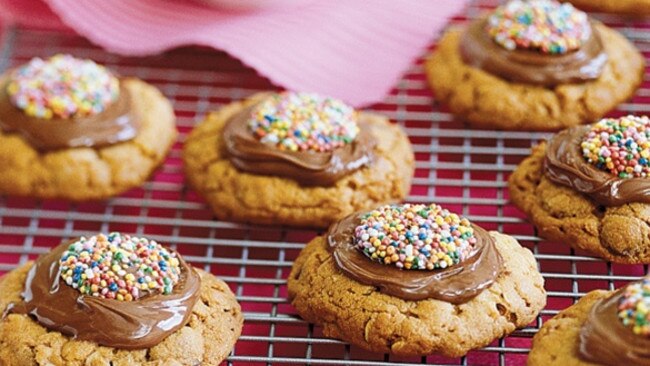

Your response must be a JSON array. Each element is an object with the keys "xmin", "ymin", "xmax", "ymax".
[
  {"xmin": 544, "ymin": 125, "xmax": 650, "ymax": 206},
  {"xmin": 223, "ymin": 105, "xmax": 376, "ymax": 186},
  {"xmin": 327, "ymin": 213, "xmax": 502, "ymax": 303},
  {"xmin": 0, "ymin": 78, "xmax": 139, "ymax": 150},
  {"xmin": 459, "ymin": 18, "xmax": 608, "ymax": 86},
  {"xmin": 8, "ymin": 240, "xmax": 200, "ymax": 349}
]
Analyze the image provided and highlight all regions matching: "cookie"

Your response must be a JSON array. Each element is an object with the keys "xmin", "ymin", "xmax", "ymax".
[
  {"xmin": 425, "ymin": 2, "xmax": 644, "ymax": 131},
  {"xmin": 287, "ymin": 204, "xmax": 546, "ymax": 357},
  {"xmin": 0, "ymin": 265, "xmax": 242, "ymax": 366},
  {"xmin": 530, "ymin": 277, "xmax": 650, "ymax": 365},
  {"xmin": 565, "ymin": 0, "xmax": 650, "ymax": 15},
  {"xmin": 528, "ymin": 290, "xmax": 608, "ymax": 365},
  {"xmin": 0, "ymin": 238, "xmax": 243, "ymax": 366},
  {"xmin": 183, "ymin": 92, "xmax": 414, "ymax": 228},
  {"xmin": 509, "ymin": 117, "xmax": 650, "ymax": 263},
  {"xmin": 0, "ymin": 55, "xmax": 176, "ymax": 201}
]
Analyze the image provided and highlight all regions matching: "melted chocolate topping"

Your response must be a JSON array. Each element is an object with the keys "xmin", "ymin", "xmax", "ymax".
[
  {"xmin": 7, "ymin": 240, "xmax": 201, "ymax": 350},
  {"xmin": 0, "ymin": 78, "xmax": 139, "ymax": 150},
  {"xmin": 327, "ymin": 213, "xmax": 503, "ymax": 303},
  {"xmin": 223, "ymin": 105, "xmax": 376, "ymax": 186},
  {"xmin": 579, "ymin": 289, "xmax": 650, "ymax": 365},
  {"xmin": 544, "ymin": 125, "xmax": 650, "ymax": 206},
  {"xmin": 459, "ymin": 18, "xmax": 608, "ymax": 86}
]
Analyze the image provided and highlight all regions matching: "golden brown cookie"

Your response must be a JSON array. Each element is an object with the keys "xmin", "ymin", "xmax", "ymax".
[
  {"xmin": 0, "ymin": 78, "xmax": 176, "ymax": 201},
  {"xmin": 509, "ymin": 143, "xmax": 650, "ymax": 263},
  {"xmin": 426, "ymin": 23, "xmax": 644, "ymax": 131},
  {"xmin": 183, "ymin": 93, "xmax": 414, "ymax": 228},
  {"xmin": 0, "ymin": 263, "xmax": 243, "ymax": 366},
  {"xmin": 528, "ymin": 290, "xmax": 609, "ymax": 365},
  {"xmin": 564, "ymin": 0, "xmax": 650, "ymax": 15},
  {"xmin": 287, "ymin": 231, "xmax": 546, "ymax": 357}
]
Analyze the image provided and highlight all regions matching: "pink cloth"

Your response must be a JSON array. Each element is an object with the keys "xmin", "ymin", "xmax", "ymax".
[
  {"xmin": 0, "ymin": 0, "xmax": 467, "ymax": 107},
  {"xmin": 0, "ymin": 0, "xmax": 67, "ymax": 30}
]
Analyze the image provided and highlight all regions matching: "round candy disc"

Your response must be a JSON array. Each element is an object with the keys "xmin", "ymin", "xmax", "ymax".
[
  {"xmin": 59, "ymin": 233, "xmax": 182, "ymax": 302},
  {"xmin": 581, "ymin": 116, "xmax": 650, "ymax": 179},
  {"xmin": 7, "ymin": 54, "xmax": 119, "ymax": 120},
  {"xmin": 354, "ymin": 204, "xmax": 478, "ymax": 271},
  {"xmin": 248, "ymin": 91, "xmax": 359, "ymax": 152},
  {"xmin": 487, "ymin": 0, "xmax": 591, "ymax": 55}
]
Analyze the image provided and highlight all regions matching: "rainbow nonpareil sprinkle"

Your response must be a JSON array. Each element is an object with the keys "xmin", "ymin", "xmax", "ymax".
[
  {"xmin": 618, "ymin": 277, "xmax": 650, "ymax": 336},
  {"xmin": 7, "ymin": 54, "xmax": 119, "ymax": 120},
  {"xmin": 487, "ymin": 0, "xmax": 591, "ymax": 55},
  {"xmin": 248, "ymin": 92, "xmax": 359, "ymax": 152},
  {"xmin": 354, "ymin": 204, "xmax": 477, "ymax": 271},
  {"xmin": 581, "ymin": 116, "xmax": 650, "ymax": 179},
  {"xmin": 59, "ymin": 233, "xmax": 181, "ymax": 301}
]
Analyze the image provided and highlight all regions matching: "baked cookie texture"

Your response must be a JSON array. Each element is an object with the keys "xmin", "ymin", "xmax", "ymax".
[
  {"xmin": 183, "ymin": 94, "xmax": 414, "ymax": 228},
  {"xmin": 527, "ymin": 290, "xmax": 608, "ymax": 366},
  {"xmin": 0, "ymin": 264, "xmax": 243, "ymax": 366},
  {"xmin": 426, "ymin": 24, "xmax": 645, "ymax": 131},
  {"xmin": 565, "ymin": 0, "xmax": 650, "ymax": 15},
  {"xmin": 509, "ymin": 143, "xmax": 650, "ymax": 264},
  {"xmin": 0, "ymin": 78, "xmax": 177, "ymax": 201},
  {"xmin": 287, "ymin": 232, "xmax": 546, "ymax": 357}
]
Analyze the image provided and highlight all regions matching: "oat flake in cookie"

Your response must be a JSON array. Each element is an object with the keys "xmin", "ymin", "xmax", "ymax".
[
  {"xmin": 183, "ymin": 91, "xmax": 414, "ymax": 228},
  {"xmin": 510, "ymin": 115, "xmax": 650, "ymax": 263},
  {"xmin": 0, "ymin": 233, "xmax": 243, "ymax": 365},
  {"xmin": 0, "ymin": 54, "xmax": 177, "ymax": 200},
  {"xmin": 288, "ymin": 203, "xmax": 546, "ymax": 357},
  {"xmin": 426, "ymin": 0, "xmax": 644, "ymax": 130},
  {"xmin": 529, "ymin": 277, "xmax": 650, "ymax": 365}
]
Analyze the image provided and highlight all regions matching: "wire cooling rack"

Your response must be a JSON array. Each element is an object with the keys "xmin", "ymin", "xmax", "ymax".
[{"xmin": 1, "ymin": 1, "xmax": 650, "ymax": 365}]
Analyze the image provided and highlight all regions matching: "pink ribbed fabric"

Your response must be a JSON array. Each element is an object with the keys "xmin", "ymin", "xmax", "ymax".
[{"xmin": 0, "ymin": 0, "xmax": 467, "ymax": 106}]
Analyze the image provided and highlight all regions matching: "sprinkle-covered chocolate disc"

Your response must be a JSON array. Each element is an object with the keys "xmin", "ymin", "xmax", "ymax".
[
  {"xmin": 487, "ymin": 0, "xmax": 591, "ymax": 55},
  {"xmin": 248, "ymin": 91, "xmax": 359, "ymax": 152},
  {"xmin": 581, "ymin": 116, "xmax": 650, "ymax": 179},
  {"xmin": 7, "ymin": 54, "xmax": 119, "ymax": 120},
  {"xmin": 618, "ymin": 278, "xmax": 650, "ymax": 336},
  {"xmin": 59, "ymin": 233, "xmax": 181, "ymax": 301},
  {"xmin": 354, "ymin": 204, "xmax": 477, "ymax": 270}
]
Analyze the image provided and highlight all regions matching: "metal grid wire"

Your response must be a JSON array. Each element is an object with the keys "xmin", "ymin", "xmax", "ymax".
[{"xmin": 1, "ymin": 0, "xmax": 650, "ymax": 365}]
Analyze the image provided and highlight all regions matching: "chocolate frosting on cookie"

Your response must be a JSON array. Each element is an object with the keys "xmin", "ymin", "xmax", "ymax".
[
  {"xmin": 223, "ymin": 104, "xmax": 376, "ymax": 186},
  {"xmin": 327, "ymin": 213, "xmax": 502, "ymax": 303},
  {"xmin": 0, "ymin": 80, "xmax": 139, "ymax": 150},
  {"xmin": 8, "ymin": 240, "xmax": 200, "ymax": 349},
  {"xmin": 544, "ymin": 125, "xmax": 650, "ymax": 206},
  {"xmin": 459, "ymin": 18, "xmax": 608, "ymax": 86},
  {"xmin": 579, "ymin": 289, "xmax": 650, "ymax": 365}
]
